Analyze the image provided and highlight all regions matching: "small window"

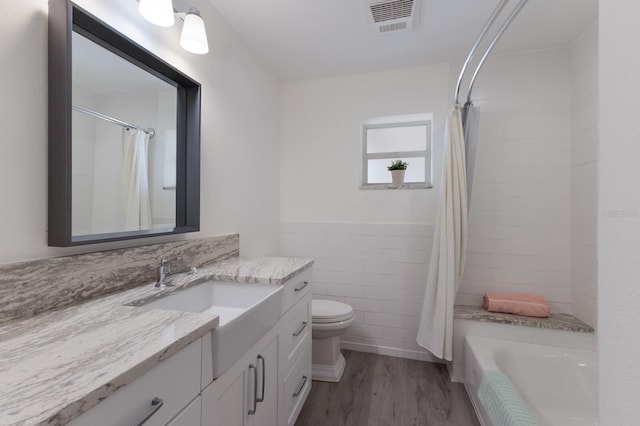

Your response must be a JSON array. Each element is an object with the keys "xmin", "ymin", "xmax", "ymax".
[{"xmin": 362, "ymin": 115, "xmax": 432, "ymax": 189}]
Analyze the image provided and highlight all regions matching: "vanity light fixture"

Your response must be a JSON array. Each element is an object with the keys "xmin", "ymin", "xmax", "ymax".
[
  {"xmin": 138, "ymin": 1, "xmax": 209, "ymax": 55},
  {"xmin": 138, "ymin": 0, "xmax": 175, "ymax": 27},
  {"xmin": 179, "ymin": 8, "xmax": 209, "ymax": 54}
]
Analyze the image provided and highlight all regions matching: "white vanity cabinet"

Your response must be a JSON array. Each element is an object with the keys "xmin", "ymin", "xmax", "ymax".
[
  {"xmin": 277, "ymin": 268, "xmax": 312, "ymax": 426},
  {"xmin": 69, "ymin": 339, "xmax": 202, "ymax": 426},
  {"xmin": 68, "ymin": 266, "xmax": 313, "ymax": 426},
  {"xmin": 166, "ymin": 396, "xmax": 202, "ymax": 426},
  {"xmin": 201, "ymin": 267, "xmax": 313, "ymax": 426},
  {"xmin": 201, "ymin": 330, "xmax": 279, "ymax": 426}
]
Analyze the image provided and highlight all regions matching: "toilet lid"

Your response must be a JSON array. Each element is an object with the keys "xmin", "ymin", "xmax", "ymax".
[{"xmin": 312, "ymin": 299, "xmax": 354, "ymax": 323}]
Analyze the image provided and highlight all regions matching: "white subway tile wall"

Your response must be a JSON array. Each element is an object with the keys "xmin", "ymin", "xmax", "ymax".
[
  {"xmin": 570, "ymin": 24, "xmax": 598, "ymax": 328},
  {"xmin": 457, "ymin": 49, "xmax": 575, "ymax": 314},
  {"xmin": 281, "ymin": 222, "xmax": 435, "ymax": 360}
]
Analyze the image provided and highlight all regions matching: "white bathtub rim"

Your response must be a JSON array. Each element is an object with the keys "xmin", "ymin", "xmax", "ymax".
[{"xmin": 464, "ymin": 335, "xmax": 598, "ymax": 426}]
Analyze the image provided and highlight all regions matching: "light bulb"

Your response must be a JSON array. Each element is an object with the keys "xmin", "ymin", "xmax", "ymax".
[
  {"xmin": 180, "ymin": 8, "xmax": 209, "ymax": 54},
  {"xmin": 139, "ymin": 0, "xmax": 175, "ymax": 27}
]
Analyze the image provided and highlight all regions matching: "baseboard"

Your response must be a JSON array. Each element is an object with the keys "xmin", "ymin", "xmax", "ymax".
[
  {"xmin": 341, "ymin": 341, "xmax": 442, "ymax": 363},
  {"xmin": 447, "ymin": 362, "xmax": 465, "ymax": 383}
]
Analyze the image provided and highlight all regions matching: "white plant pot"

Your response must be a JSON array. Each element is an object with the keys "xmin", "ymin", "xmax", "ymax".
[{"xmin": 390, "ymin": 170, "xmax": 405, "ymax": 187}]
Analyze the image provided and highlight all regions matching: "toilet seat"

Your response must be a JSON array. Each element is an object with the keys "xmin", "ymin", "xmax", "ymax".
[{"xmin": 312, "ymin": 299, "xmax": 354, "ymax": 323}]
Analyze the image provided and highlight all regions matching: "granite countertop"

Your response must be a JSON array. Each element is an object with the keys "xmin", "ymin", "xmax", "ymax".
[
  {"xmin": 0, "ymin": 256, "xmax": 313, "ymax": 426},
  {"xmin": 200, "ymin": 256, "xmax": 314, "ymax": 285},
  {"xmin": 454, "ymin": 305, "xmax": 595, "ymax": 333}
]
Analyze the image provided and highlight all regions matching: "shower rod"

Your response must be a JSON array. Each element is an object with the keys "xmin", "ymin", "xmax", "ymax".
[
  {"xmin": 455, "ymin": 0, "xmax": 529, "ymax": 106},
  {"xmin": 72, "ymin": 104, "xmax": 156, "ymax": 137}
]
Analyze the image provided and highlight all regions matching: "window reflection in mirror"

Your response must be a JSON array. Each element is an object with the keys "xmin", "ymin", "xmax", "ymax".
[{"xmin": 71, "ymin": 31, "xmax": 177, "ymax": 237}]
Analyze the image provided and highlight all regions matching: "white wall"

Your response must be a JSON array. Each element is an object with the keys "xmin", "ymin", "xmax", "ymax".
[
  {"xmin": 0, "ymin": 0, "xmax": 280, "ymax": 264},
  {"xmin": 280, "ymin": 63, "xmax": 449, "ymax": 224},
  {"xmin": 456, "ymin": 49, "xmax": 574, "ymax": 313},
  {"xmin": 280, "ymin": 51, "xmax": 582, "ymax": 358},
  {"xmin": 279, "ymin": 64, "xmax": 448, "ymax": 359},
  {"xmin": 599, "ymin": 0, "xmax": 640, "ymax": 422},
  {"xmin": 571, "ymin": 24, "xmax": 598, "ymax": 328}
]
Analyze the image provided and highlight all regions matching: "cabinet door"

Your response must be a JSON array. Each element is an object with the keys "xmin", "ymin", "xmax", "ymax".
[
  {"xmin": 202, "ymin": 368, "xmax": 246, "ymax": 426},
  {"xmin": 248, "ymin": 335, "xmax": 278, "ymax": 426}
]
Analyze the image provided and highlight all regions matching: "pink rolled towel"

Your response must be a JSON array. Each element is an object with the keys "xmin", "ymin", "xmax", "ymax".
[{"xmin": 483, "ymin": 292, "xmax": 550, "ymax": 318}]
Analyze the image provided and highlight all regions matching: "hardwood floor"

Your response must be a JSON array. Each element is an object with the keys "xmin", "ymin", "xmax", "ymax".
[{"xmin": 295, "ymin": 350, "xmax": 480, "ymax": 426}]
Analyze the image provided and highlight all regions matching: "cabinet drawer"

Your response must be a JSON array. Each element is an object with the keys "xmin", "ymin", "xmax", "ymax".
[
  {"xmin": 282, "ymin": 269, "xmax": 312, "ymax": 314},
  {"xmin": 69, "ymin": 339, "xmax": 202, "ymax": 426},
  {"xmin": 280, "ymin": 299, "xmax": 311, "ymax": 366},
  {"xmin": 282, "ymin": 347, "xmax": 311, "ymax": 426}
]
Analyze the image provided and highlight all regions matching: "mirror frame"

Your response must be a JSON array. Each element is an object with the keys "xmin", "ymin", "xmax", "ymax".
[{"xmin": 48, "ymin": 0, "xmax": 201, "ymax": 246}]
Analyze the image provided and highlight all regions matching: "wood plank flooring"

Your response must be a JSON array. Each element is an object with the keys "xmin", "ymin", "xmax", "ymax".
[{"xmin": 295, "ymin": 350, "xmax": 480, "ymax": 426}]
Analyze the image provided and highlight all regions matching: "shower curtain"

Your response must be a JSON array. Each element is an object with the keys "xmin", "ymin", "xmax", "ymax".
[
  {"xmin": 463, "ymin": 103, "xmax": 480, "ymax": 205},
  {"xmin": 123, "ymin": 128, "xmax": 152, "ymax": 231},
  {"xmin": 416, "ymin": 105, "xmax": 468, "ymax": 361}
]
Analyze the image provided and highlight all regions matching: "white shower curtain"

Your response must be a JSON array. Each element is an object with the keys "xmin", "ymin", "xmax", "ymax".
[
  {"xmin": 123, "ymin": 128, "xmax": 152, "ymax": 231},
  {"xmin": 416, "ymin": 105, "xmax": 468, "ymax": 361}
]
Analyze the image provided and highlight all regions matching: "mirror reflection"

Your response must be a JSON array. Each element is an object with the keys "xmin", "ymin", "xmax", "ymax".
[{"xmin": 71, "ymin": 31, "xmax": 177, "ymax": 237}]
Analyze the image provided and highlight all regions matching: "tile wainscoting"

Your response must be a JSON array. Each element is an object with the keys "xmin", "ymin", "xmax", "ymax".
[
  {"xmin": 281, "ymin": 221, "xmax": 585, "ymax": 361},
  {"xmin": 281, "ymin": 222, "xmax": 434, "ymax": 361}
]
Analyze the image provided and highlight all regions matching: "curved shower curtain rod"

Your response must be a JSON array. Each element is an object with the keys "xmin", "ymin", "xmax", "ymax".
[{"xmin": 455, "ymin": 0, "xmax": 529, "ymax": 106}]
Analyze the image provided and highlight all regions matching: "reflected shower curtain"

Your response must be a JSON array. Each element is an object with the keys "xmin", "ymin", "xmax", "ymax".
[
  {"xmin": 123, "ymin": 128, "xmax": 152, "ymax": 231},
  {"xmin": 417, "ymin": 105, "xmax": 468, "ymax": 361}
]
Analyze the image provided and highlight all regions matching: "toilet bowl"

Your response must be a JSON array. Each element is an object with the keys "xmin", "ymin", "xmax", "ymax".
[{"xmin": 311, "ymin": 299, "xmax": 354, "ymax": 382}]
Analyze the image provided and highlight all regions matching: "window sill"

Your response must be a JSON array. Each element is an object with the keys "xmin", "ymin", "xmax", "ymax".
[{"xmin": 360, "ymin": 183, "xmax": 432, "ymax": 190}]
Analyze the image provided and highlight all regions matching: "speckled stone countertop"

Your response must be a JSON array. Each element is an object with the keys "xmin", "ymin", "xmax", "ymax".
[
  {"xmin": 200, "ymin": 256, "xmax": 314, "ymax": 285},
  {"xmin": 454, "ymin": 305, "xmax": 594, "ymax": 333},
  {"xmin": 0, "ymin": 256, "xmax": 313, "ymax": 426}
]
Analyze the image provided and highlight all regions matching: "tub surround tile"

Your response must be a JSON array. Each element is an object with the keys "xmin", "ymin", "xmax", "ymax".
[
  {"xmin": 0, "ymin": 234, "xmax": 239, "ymax": 325},
  {"xmin": 530, "ymin": 328, "xmax": 595, "ymax": 350},
  {"xmin": 0, "ymin": 253, "xmax": 312, "ymax": 426},
  {"xmin": 454, "ymin": 305, "xmax": 594, "ymax": 333}
]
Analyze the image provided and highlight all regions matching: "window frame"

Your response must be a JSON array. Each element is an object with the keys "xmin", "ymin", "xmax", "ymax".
[{"xmin": 361, "ymin": 119, "xmax": 432, "ymax": 189}]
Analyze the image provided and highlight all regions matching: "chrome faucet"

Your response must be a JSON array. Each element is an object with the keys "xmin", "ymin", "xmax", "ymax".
[{"xmin": 155, "ymin": 259, "xmax": 173, "ymax": 288}]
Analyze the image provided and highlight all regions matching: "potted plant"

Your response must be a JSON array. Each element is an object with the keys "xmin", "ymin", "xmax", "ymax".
[{"xmin": 387, "ymin": 160, "xmax": 408, "ymax": 187}]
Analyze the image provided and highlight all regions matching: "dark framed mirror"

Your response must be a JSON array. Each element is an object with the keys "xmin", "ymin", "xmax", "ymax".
[{"xmin": 48, "ymin": 0, "xmax": 201, "ymax": 246}]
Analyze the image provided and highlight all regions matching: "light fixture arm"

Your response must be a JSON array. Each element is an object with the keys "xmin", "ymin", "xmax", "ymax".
[{"xmin": 136, "ymin": 0, "xmax": 209, "ymax": 54}]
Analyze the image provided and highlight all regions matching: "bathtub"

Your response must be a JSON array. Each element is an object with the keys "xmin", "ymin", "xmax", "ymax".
[{"xmin": 464, "ymin": 335, "xmax": 598, "ymax": 426}]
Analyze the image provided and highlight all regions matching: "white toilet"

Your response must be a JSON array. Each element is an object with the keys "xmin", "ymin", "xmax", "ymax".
[{"xmin": 311, "ymin": 299, "xmax": 355, "ymax": 382}]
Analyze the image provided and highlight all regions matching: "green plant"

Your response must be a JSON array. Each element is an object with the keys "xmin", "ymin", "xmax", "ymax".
[{"xmin": 387, "ymin": 160, "xmax": 408, "ymax": 171}]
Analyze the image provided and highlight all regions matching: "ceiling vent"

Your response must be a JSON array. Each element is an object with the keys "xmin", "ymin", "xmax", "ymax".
[{"xmin": 368, "ymin": 0, "xmax": 419, "ymax": 34}]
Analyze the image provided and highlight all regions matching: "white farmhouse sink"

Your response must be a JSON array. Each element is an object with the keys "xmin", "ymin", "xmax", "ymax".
[{"xmin": 141, "ymin": 281, "xmax": 283, "ymax": 378}]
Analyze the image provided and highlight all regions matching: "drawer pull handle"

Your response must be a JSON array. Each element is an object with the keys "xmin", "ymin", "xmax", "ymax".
[
  {"xmin": 257, "ymin": 354, "xmax": 266, "ymax": 403},
  {"xmin": 248, "ymin": 363, "xmax": 258, "ymax": 415},
  {"xmin": 293, "ymin": 321, "xmax": 308, "ymax": 337},
  {"xmin": 135, "ymin": 397, "xmax": 163, "ymax": 426},
  {"xmin": 293, "ymin": 375, "xmax": 307, "ymax": 398},
  {"xmin": 294, "ymin": 281, "xmax": 309, "ymax": 292}
]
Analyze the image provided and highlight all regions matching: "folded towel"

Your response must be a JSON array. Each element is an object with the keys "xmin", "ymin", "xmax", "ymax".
[
  {"xmin": 478, "ymin": 371, "xmax": 539, "ymax": 426},
  {"xmin": 483, "ymin": 293, "xmax": 550, "ymax": 318}
]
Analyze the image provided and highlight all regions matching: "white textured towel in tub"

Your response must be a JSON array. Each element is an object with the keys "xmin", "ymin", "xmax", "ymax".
[{"xmin": 478, "ymin": 371, "xmax": 539, "ymax": 426}]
